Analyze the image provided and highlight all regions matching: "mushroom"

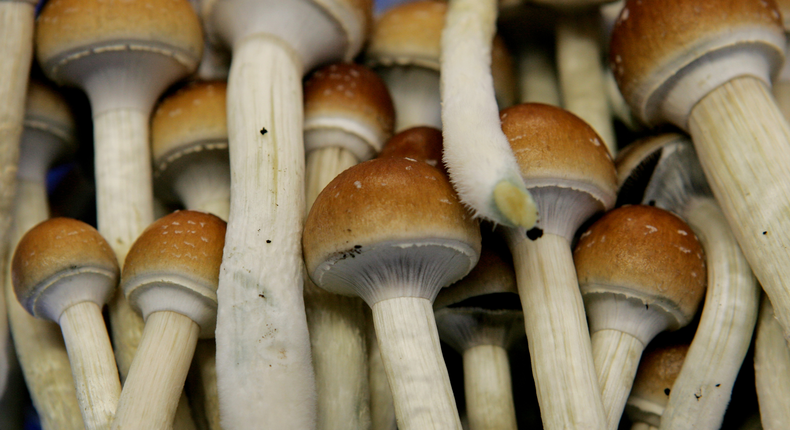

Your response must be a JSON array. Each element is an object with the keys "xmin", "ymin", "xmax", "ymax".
[
  {"xmin": 626, "ymin": 341, "xmax": 690, "ymax": 430},
  {"xmin": 772, "ymin": 0, "xmax": 790, "ymax": 121},
  {"xmin": 616, "ymin": 134, "xmax": 759, "ymax": 430},
  {"xmin": 609, "ymin": 0, "xmax": 790, "ymax": 343},
  {"xmin": 13, "ymin": 217, "xmax": 121, "ymax": 430},
  {"xmin": 498, "ymin": 103, "xmax": 616, "ymax": 429},
  {"xmin": 434, "ymin": 230, "xmax": 523, "ymax": 430},
  {"xmin": 3, "ymin": 80, "xmax": 84, "ymax": 429},
  {"xmin": 35, "ymin": 0, "xmax": 204, "ymax": 385},
  {"xmin": 440, "ymin": 0, "xmax": 538, "ymax": 230},
  {"xmin": 113, "ymin": 210, "xmax": 226, "ymax": 429},
  {"xmin": 304, "ymin": 156, "xmax": 481, "ymax": 429},
  {"xmin": 754, "ymin": 294, "xmax": 790, "ymax": 430},
  {"xmin": 574, "ymin": 204, "xmax": 706, "ymax": 429}
]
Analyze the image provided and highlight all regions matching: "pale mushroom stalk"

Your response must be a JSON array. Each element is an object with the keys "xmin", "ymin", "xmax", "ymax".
[
  {"xmin": 378, "ymin": 67, "xmax": 441, "ymax": 132},
  {"xmin": 367, "ymin": 315, "xmax": 397, "ymax": 430},
  {"xmin": 440, "ymin": 0, "xmax": 538, "ymax": 229},
  {"xmin": 3, "ymin": 82, "xmax": 84, "ymax": 430},
  {"xmin": 516, "ymin": 42, "xmax": 561, "ymax": 106},
  {"xmin": 463, "ymin": 345, "xmax": 516, "ymax": 429},
  {"xmin": 754, "ymin": 295, "xmax": 790, "ymax": 430},
  {"xmin": 555, "ymin": 11, "xmax": 616, "ymax": 155},
  {"xmin": 13, "ymin": 218, "xmax": 121, "ymax": 430},
  {"xmin": 203, "ymin": 1, "xmax": 370, "ymax": 426},
  {"xmin": 0, "ymin": 0, "xmax": 36, "ymax": 395}
]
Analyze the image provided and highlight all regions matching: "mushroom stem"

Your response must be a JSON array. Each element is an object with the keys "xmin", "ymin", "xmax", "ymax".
[
  {"xmin": 305, "ymin": 147, "xmax": 359, "ymax": 209},
  {"xmin": 379, "ymin": 67, "xmax": 441, "ymax": 132},
  {"xmin": 687, "ymin": 76, "xmax": 790, "ymax": 343},
  {"xmin": 505, "ymin": 230, "xmax": 605, "ymax": 430},
  {"xmin": 658, "ymin": 197, "xmax": 759, "ymax": 430},
  {"xmin": 754, "ymin": 295, "xmax": 790, "ymax": 430},
  {"xmin": 440, "ymin": 0, "xmax": 537, "ymax": 228},
  {"xmin": 516, "ymin": 43, "xmax": 560, "ymax": 106},
  {"xmin": 371, "ymin": 297, "xmax": 461, "ymax": 430},
  {"xmin": 112, "ymin": 311, "xmax": 200, "ymax": 430},
  {"xmin": 172, "ymin": 160, "xmax": 230, "ymax": 221},
  {"xmin": 4, "ymin": 178, "xmax": 84, "ymax": 429},
  {"xmin": 463, "ymin": 344, "xmax": 517, "ymax": 430},
  {"xmin": 216, "ymin": 35, "xmax": 314, "ymax": 426},
  {"xmin": 591, "ymin": 330, "xmax": 644, "ymax": 429},
  {"xmin": 556, "ymin": 12, "xmax": 616, "ymax": 156},
  {"xmin": 59, "ymin": 301, "xmax": 121, "ymax": 430},
  {"xmin": 368, "ymin": 317, "xmax": 397, "ymax": 430}
]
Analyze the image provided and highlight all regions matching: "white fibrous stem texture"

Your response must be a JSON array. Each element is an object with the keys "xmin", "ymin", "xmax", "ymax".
[
  {"xmin": 368, "ymin": 317, "xmax": 397, "ymax": 430},
  {"xmin": 658, "ymin": 198, "xmax": 758, "ymax": 430},
  {"xmin": 754, "ymin": 296, "xmax": 790, "ymax": 430},
  {"xmin": 304, "ymin": 146, "xmax": 370, "ymax": 430},
  {"xmin": 378, "ymin": 67, "xmax": 441, "ymax": 132},
  {"xmin": 506, "ymin": 230, "xmax": 606, "ymax": 430},
  {"xmin": 463, "ymin": 344, "xmax": 517, "ymax": 430},
  {"xmin": 0, "ymin": 2, "xmax": 35, "ymax": 396},
  {"xmin": 591, "ymin": 330, "xmax": 644, "ymax": 430},
  {"xmin": 440, "ymin": 0, "xmax": 536, "ymax": 228},
  {"xmin": 95, "ymin": 108, "xmax": 154, "ymax": 378},
  {"xmin": 59, "ymin": 302, "xmax": 121, "ymax": 430},
  {"xmin": 5, "ymin": 179, "xmax": 84, "ymax": 429},
  {"xmin": 215, "ymin": 35, "xmax": 314, "ymax": 429},
  {"xmin": 372, "ymin": 297, "xmax": 461, "ymax": 430},
  {"xmin": 112, "ymin": 311, "xmax": 200, "ymax": 430},
  {"xmin": 688, "ymin": 76, "xmax": 790, "ymax": 344},
  {"xmin": 555, "ymin": 12, "xmax": 616, "ymax": 156}
]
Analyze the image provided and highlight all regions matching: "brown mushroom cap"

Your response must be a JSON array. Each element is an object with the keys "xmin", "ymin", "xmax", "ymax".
[
  {"xmin": 614, "ymin": 133, "xmax": 685, "ymax": 189},
  {"xmin": 36, "ymin": 0, "xmax": 204, "ymax": 77},
  {"xmin": 609, "ymin": 0, "xmax": 785, "ymax": 128},
  {"xmin": 626, "ymin": 341, "xmax": 690, "ymax": 426},
  {"xmin": 574, "ymin": 205, "xmax": 706, "ymax": 326},
  {"xmin": 121, "ymin": 210, "xmax": 226, "ymax": 337},
  {"xmin": 304, "ymin": 62, "xmax": 395, "ymax": 158},
  {"xmin": 378, "ymin": 126, "xmax": 444, "ymax": 171},
  {"xmin": 24, "ymin": 80, "xmax": 77, "ymax": 146},
  {"xmin": 778, "ymin": 0, "xmax": 790, "ymax": 30},
  {"xmin": 13, "ymin": 218, "xmax": 119, "ymax": 321},
  {"xmin": 303, "ymin": 157, "xmax": 481, "ymax": 302}
]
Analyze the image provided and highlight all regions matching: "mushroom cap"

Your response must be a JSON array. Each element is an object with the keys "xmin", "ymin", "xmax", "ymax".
[
  {"xmin": 304, "ymin": 62, "xmax": 395, "ymax": 158},
  {"xmin": 378, "ymin": 126, "xmax": 445, "ymax": 171},
  {"xmin": 24, "ymin": 80, "xmax": 77, "ymax": 147},
  {"xmin": 303, "ymin": 157, "xmax": 481, "ymax": 303},
  {"xmin": 13, "ymin": 218, "xmax": 119, "ymax": 322},
  {"xmin": 778, "ymin": 0, "xmax": 790, "ymax": 30},
  {"xmin": 121, "ymin": 210, "xmax": 226, "ymax": 337},
  {"xmin": 609, "ymin": 0, "xmax": 785, "ymax": 128},
  {"xmin": 626, "ymin": 341, "xmax": 689, "ymax": 427},
  {"xmin": 36, "ymin": 0, "xmax": 203, "ymax": 79},
  {"xmin": 574, "ymin": 205, "xmax": 706, "ymax": 327},
  {"xmin": 615, "ymin": 133, "xmax": 685, "ymax": 190}
]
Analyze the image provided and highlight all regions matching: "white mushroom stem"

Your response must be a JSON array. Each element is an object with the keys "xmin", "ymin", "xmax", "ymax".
[
  {"xmin": 516, "ymin": 43, "xmax": 561, "ymax": 106},
  {"xmin": 304, "ymin": 147, "xmax": 370, "ymax": 430},
  {"xmin": 4, "ymin": 178, "xmax": 84, "ymax": 430},
  {"xmin": 658, "ymin": 197, "xmax": 759, "ymax": 430},
  {"xmin": 0, "ymin": 1, "xmax": 35, "ymax": 395},
  {"xmin": 590, "ymin": 330, "xmax": 645, "ymax": 429},
  {"xmin": 371, "ymin": 297, "xmax": 461, "ymax": 430},
  {"xmin": 555, "ymin": 12, "xmax": 616, "ymax": 156},
  {"xmin": 463, "ymin": 344, "xmax": 517, "ymax": 430},
  {"xmin": 504, "ymin": 229, "xmax": 606, "ymax": 430},
  {"xmin": 441, "ymin": 0, "xmax": 537, "ymax": 228},
  {"xmin": 172, "ymin": 160, "xmax": 230, "ymax": 221},
  {"xmin": 368, "ymin": 315, "xmax": 397, "ymax": 430},
  {"xmin": 754, "ymin": 295, "xmax": 790, "ymax": 430},
  {"xmin": 59, "ymin": 301, "xmax": 121, "ymax": 430},
  {"xmin": 112, "ymin": 311, "xmax": 200, "ymax": 430},
  {"xmin": 378, "ymin": 67, "xmax": 442, "ymax": 132},
  {"xmin": 216, "ymin": 35, "xmax": 314, "ymax": 428},
  {"xmin": 688, "ymin": 76, "xmax": 790, "ymax": 343}
]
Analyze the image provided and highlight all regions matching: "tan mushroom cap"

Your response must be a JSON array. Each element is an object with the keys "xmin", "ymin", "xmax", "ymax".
[
  {"xmin": 316, "ymin": 0, "xmax": 374, "ymax": 61},
  {"xmin": 36, "ymin": 0, "xmax": 203, "ymax": 76},
  {"xmin": 614, "ymin": 133, "xmax": 685, "ymax": 189},
  {"xmin": 609, "ymin": 0, "xmax": 784, "ymax": 124},
  {"xmin": 629, "ymin": 342, "xmax": 689, "ymax": 413},
  {"xmin": 574, "ymin": 205, "xmax": 706, "ymax": 324},
  {"xmin": 13, "ymin": 218, "xmax": 119, "ymax": 317},
  {"xmin": 122, "ymin": 210, "xmax": 226, "ymax": 297},
  {"xmin": 151, "ymin": 81, "xmax": 228, "ymax": 169},
  {"xmin": 778, "ymin": 0, "xmax": 790, "ymax": 30},
  {"xmin": 378, "ymin": 126, "xmax": 444, "ymax": 171},
  {"xmin": 303, "ymin": 157, "xmax": 480, "ymax": 277},
  {"xmin": 500, "ymin": 103, "xmax": 617, "ymax": 200},
  {"xmin": 24, "ymin": 80, "xmax": 77, "ymax": 145},
  {"xmin": 304, "ymin": 62, "xmax": 395, "ymax": 146}
]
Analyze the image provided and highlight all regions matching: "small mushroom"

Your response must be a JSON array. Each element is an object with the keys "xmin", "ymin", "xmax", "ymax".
[
  {"xmin": 13, "ymin": 218, "xmax": 121, "ymax": 430},
  {"xmin": 113, "ymin": 210, "xmax": 226, "ymax": 430},
  {"xmin": 626, "ymin": 341, "xmax": 690, "ymax": 430}
]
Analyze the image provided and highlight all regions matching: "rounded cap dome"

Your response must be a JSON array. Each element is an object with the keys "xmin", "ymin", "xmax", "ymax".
[
  {"xmin": 367, "ymin": 0, "xmax": 447, "ymax": 70},
  {"xmin": 626, "ymin": 341, "xmax": 689, "ymax": 427},
  {"xmin": 24, "ymin": 80, "xmax": 77, "ymax": 146},
  {"xmin": 121, "ymin": 210, "xmax": 226, "ymax": 337},
  {"xmin": 574, "ymin": 205, "xmax": 706, "ymax": 327},
  {"xmin": 378, "ymin": 126, "xmax": 444, "ymax": 172},
  {"xmin": 13, "ymin": 218, "xmax": 119, "ymax": 321}
]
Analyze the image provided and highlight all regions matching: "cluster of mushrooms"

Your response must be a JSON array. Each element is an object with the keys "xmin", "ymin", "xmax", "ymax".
[{"xmin": 0, "ymin": 0, "xmax": 789, "ymax": 429}]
